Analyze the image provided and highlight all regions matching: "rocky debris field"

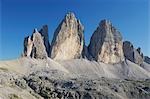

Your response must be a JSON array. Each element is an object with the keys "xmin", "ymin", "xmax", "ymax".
[{"xmin": 0, "ymin": 68, "xmax": 150, "ymax": 99}]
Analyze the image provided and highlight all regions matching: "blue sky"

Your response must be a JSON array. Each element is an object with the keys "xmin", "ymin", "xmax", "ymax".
[{"xmin": 0, "ymin": 0, "xmax": 149, "ymax": 60}]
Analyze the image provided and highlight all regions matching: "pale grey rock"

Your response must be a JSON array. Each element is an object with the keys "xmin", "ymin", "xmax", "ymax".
[
  {"xmin": 23, "ymin": 28, "xmax": 48, "ymax": 59},
  {"xmin": 39, "ymin": 25, "xmax": 51, "ymax": 57},
  {"xmin": 88, "ymin": 20, "xmax": 124, "ymax": 64},
  {"xmin": 135, "ymin": 47, "xmax": 144, "ymax": 65},
  {"xmin": 123, "ymin": 41, "xmax": 134, "ymax": 62},
  {"xmin": 144, "ymin": 56, "xmax": 150, "ymax": 64},
  {"xmin": 31, "ymin": 29, "xmax": 48, "ymax": 59},
  {"xmin": 50, "ymin": 12, "xmax": 84, "ymax": 60},
  {"xmin": 123, "ymin": 41, "xmax": 144, "ymax": 65},
  {"xmin": 25, "ymin": 73, "xmax": 150, "ymax": 99},
  {"xmin": 23, "ymin": 36, "xmax": 33, "ymax": 57}
]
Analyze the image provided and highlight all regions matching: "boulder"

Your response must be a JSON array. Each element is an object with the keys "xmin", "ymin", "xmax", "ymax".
[
  {"xmin": 88, "ymin": 20, "xmax": 124, "ymax": 64},
  {"xmin": 50, "ymin": 12, "xmax": 84, "ymax": 60}
]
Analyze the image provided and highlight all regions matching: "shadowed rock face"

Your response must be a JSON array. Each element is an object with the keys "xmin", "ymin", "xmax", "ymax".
[
  {"xmin": 123, "ymin": 41, "xmax": 144, "ymax": 65},
  {"xmin": 88, "ymin": 20, "xmax": 124, "ymax": 64},
  {"xmin": 123, "ymin": 41, "xmax": 134, "ymax": 62},
  {"xmin": 50, "ymin": 12, "xmax": 84, "ymax": 60},
  {"xmin": 23, "ymin": 28, "xmax": 48, "ymax": 59},
  {"xmin": 39, "ymin": 25, "xmax": 51, "ymax": 57}
]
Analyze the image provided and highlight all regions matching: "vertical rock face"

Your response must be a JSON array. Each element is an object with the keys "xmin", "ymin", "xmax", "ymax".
[
  {"xmin": 31, "ymin": 29, "xmax": 48, "ymax": 59},
  {"xmin": 24, "ymin": 36, "xmax": 33, "ymax": 57},
  {"xmin": 23, "ymin": 28, "xmax": 48, "ymax": 59},
  {"xmin": 39, "ymin": 25, "xmax": 50, "ymax": 56},
  {"xmin": 123, "ymin": 41, "xmax": 144, "ymax": 65},
  {"xmin": 82, "ymin": 45, "xmax": 93, "ymax": 60},
  {"xmin": 123, "ymin": 41, "xmax": 134, "ymax": 62},
  {"xmin": 88, "ymin": 20, "xmax": 124, "ymax": 64},
  {"xmin": 50, "ymin": 12, "xmax": 84, "ymax": 60}
]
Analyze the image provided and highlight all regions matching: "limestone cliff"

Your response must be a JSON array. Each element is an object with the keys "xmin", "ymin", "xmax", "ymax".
[
  {"xmin": 50, "ymin": 12, "xmax": 84, "ymax": 60},
  {"xmin": 88, "ymin": 20, "xmax": 124, "ymax": 64},
  {"xmin": 23, "ymin": 28, "xmax": 48, "ymax": 59},
  {"xmin": 123, "ymin": 41, "xmax": 144, "ymax": 65}
]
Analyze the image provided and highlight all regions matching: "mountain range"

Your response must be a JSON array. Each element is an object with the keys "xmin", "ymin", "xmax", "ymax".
[{"xmin": 0, "ymin": 12, "xmax": 150, "ymax": 99}]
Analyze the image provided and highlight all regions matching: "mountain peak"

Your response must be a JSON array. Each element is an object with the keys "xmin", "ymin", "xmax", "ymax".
[
  {"xmin": 50, "ymin": 12, "xmax": 84, "ymax": 60},
  {"xmin": 65, "ymin": 12, "xmax": 76, "ymax": 19},
  {"xmin": 33, "ymin": 28, "xmax": 38, "ymax": 33},
  {"xmin": 88, "ymin": 20, "xmax": 124, "ymax": 63},
  {"xmin": 22, "ymin": 12, "xmax": 149, "ymax": 65},
  {"xmin": 99, "ymin": 19, "xmax": 111, "ymax": 26}
]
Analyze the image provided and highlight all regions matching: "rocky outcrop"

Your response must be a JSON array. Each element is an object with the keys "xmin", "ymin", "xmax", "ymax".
[
  {"xmin": 144, "ymin": 56, "xmax": 150, "ymax": 64},
  {"xmin": 31, "ymin": 29, "xmax": 48, "ymax": 59},
  {"xmin": 88, "ymin": 20, "xmax": 124, "ymax": 64},
  {"xmin": 23, "ymin": 28, "xmax": 48, "ymax": 59},
  {"xmin": 50, "ymin": 12, "xmax": 84, "ymax": 60},
  {"xmin": 123, "ymin": 41, "xmax": 144, "ymax": 65}
]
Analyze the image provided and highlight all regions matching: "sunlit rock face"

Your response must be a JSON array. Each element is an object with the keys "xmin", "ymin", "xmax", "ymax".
[
  {"xmin": 123, "ymin": 41, "xmax": 144, "ymax": 65},
  {"xmin": 50, "ymin": 12, "xmax": 84, "ymax": 60},
  {"xmin": 88, "ymin": 20, "xmax": 124, "ymax": 64},
  {"xmin": 23, "ymin": 29, "xmax": 48, "ymax": 59}
]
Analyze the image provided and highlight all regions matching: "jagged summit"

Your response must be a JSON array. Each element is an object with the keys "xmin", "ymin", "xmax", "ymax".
[
  {"xmin": 99, "ymin": 19, "xmax": 122, "ymax": 42},
  {"xmin": 88, "ymin": 19, "xmax": 124, "ymax": 63},
  {"xmin": 65, "ymin": 12, "xmax": 76, "ymax": 20},
  {"xmin": 50, "ymin": 12, "xmax": 84, "ymax": 60},
  {"xmin": 33, "ymin": 28, "xmax": 38, "ymax": 33},
  {"xmin": 22, "ymin": 12, "xmax": 150, "ymax": 65},
  {"xmin": 23, "ymin": 25, "xmax": 50, "ymax": 59},
  {"xmin": 99, "ymin": 19, "xmax": 111, "ymax": 25},
  {"xmin": 123, "ymin": 41, "xmax": 144, "ymax": 65}
]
